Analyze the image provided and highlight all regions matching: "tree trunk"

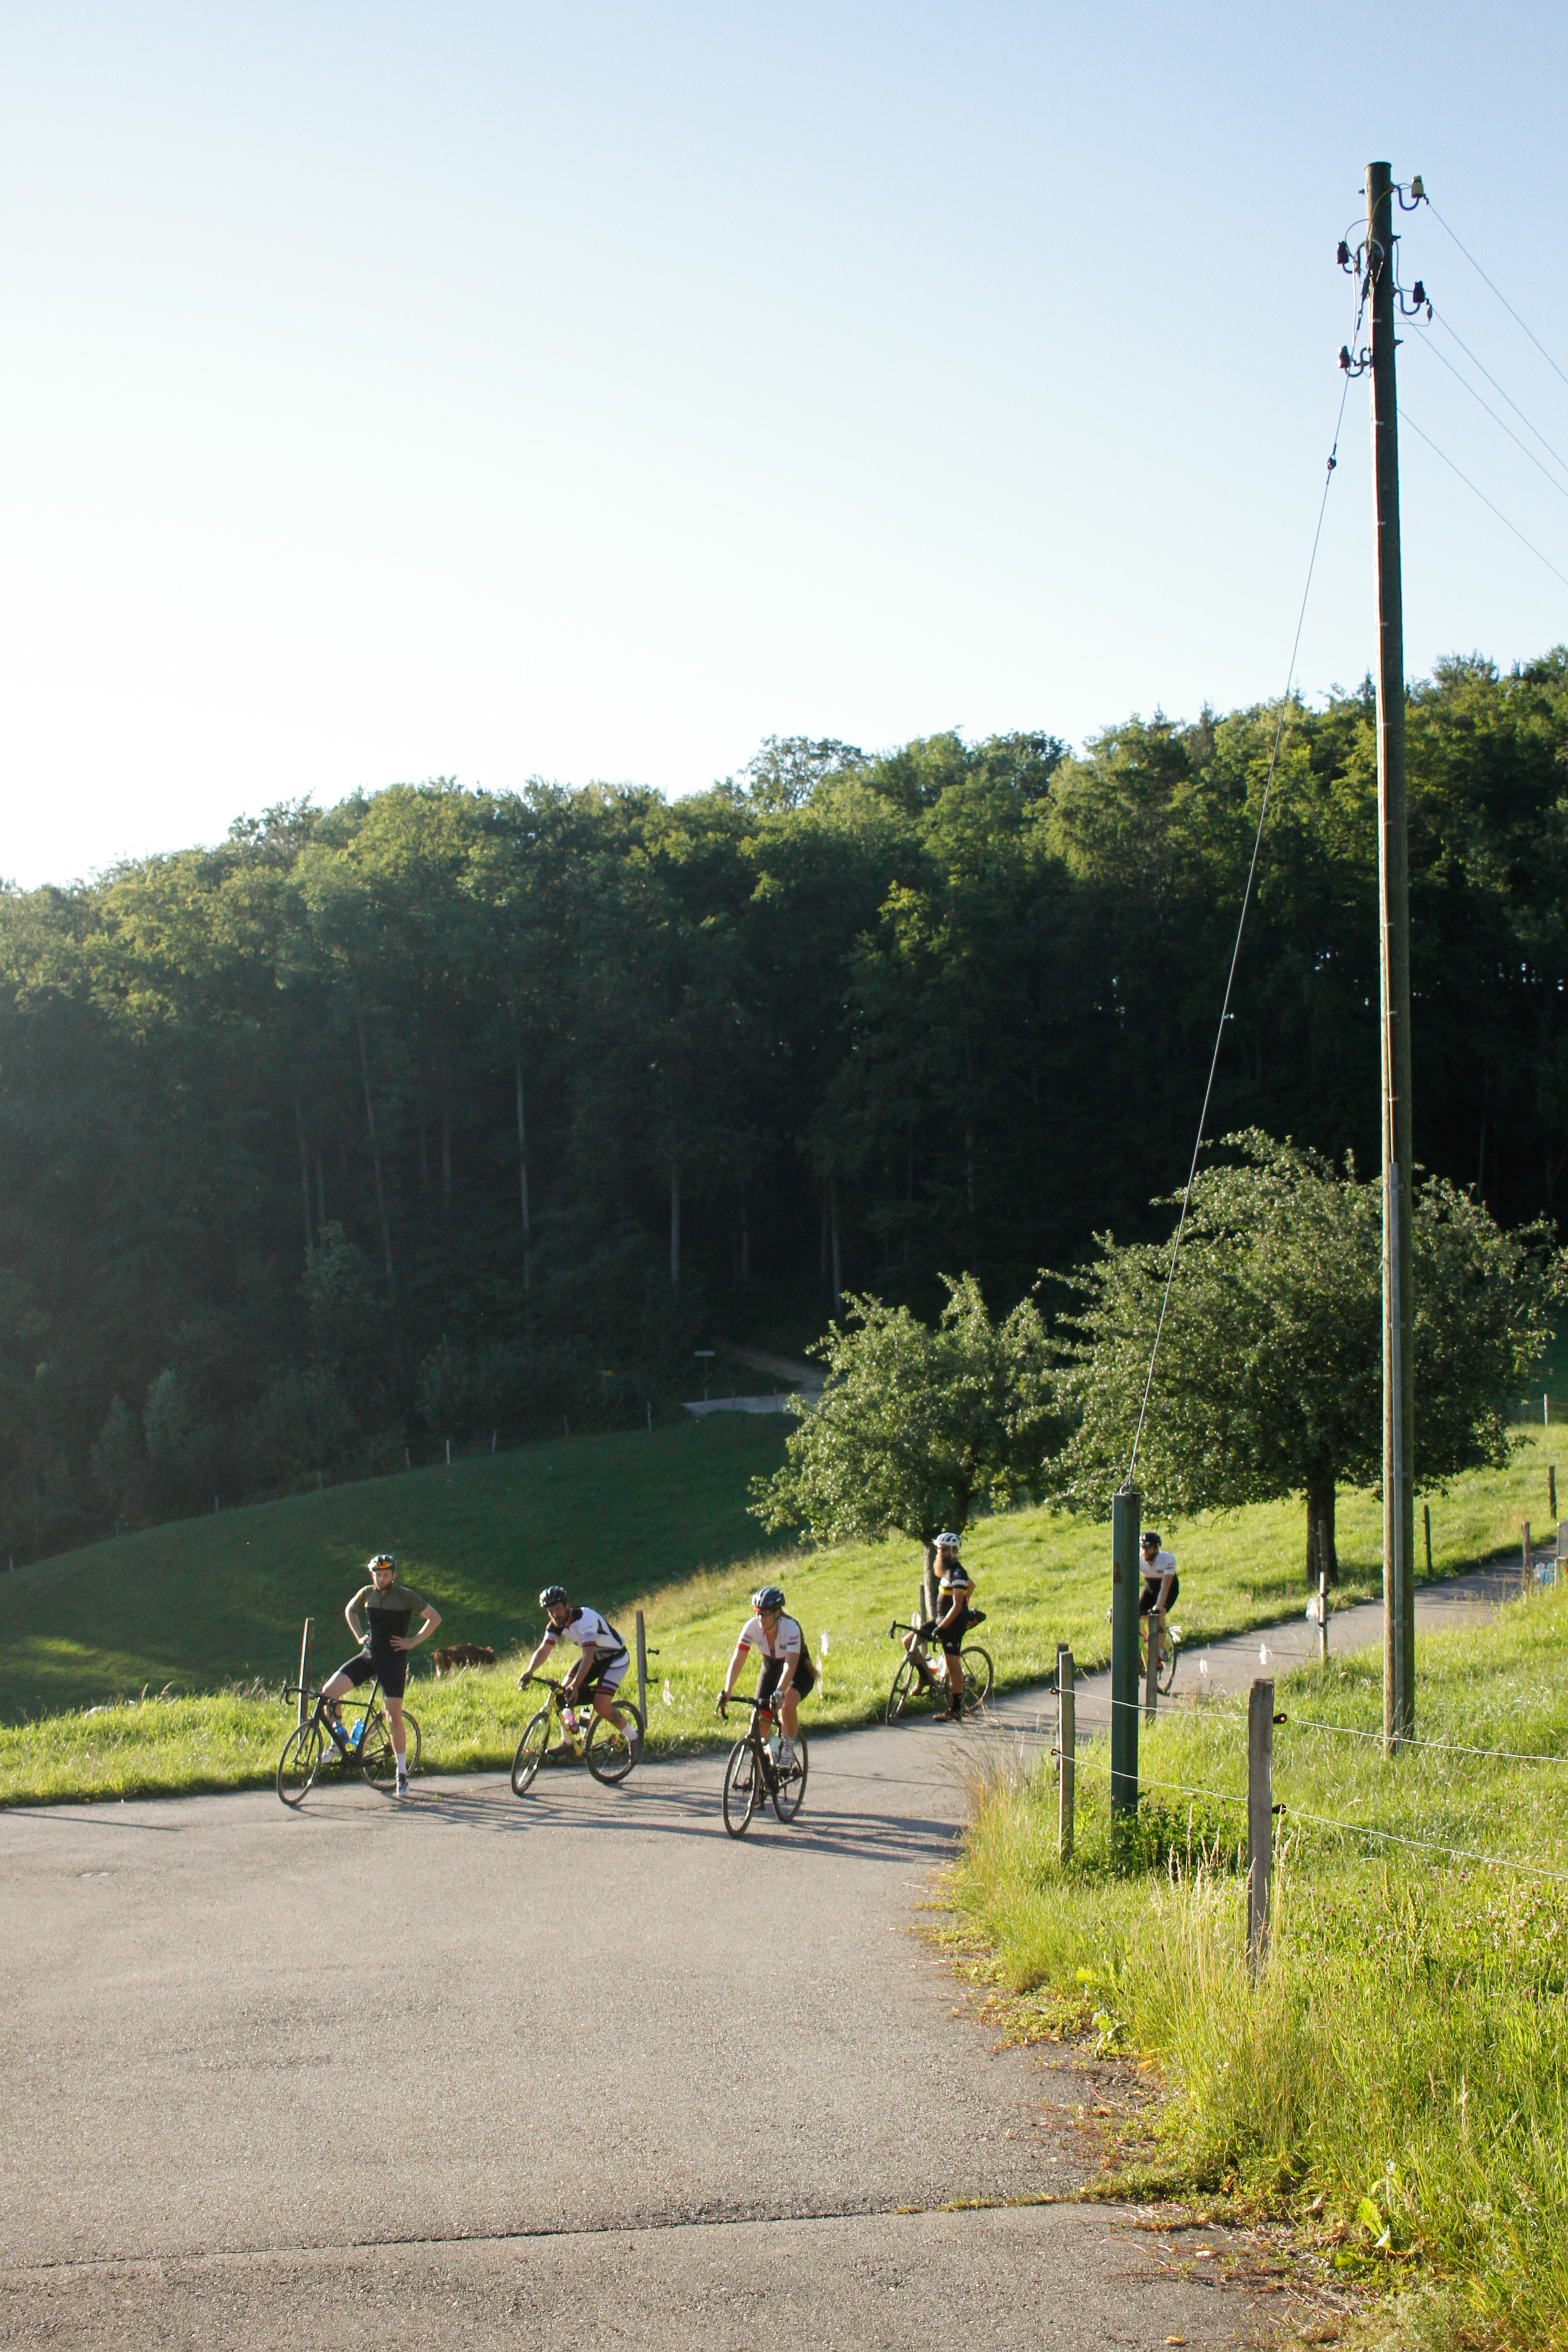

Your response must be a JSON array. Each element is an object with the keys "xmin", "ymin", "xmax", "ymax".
[
  {"xmin": 1306, "ymin": 1473, "xmax": 1339, "ymax": 1588},
  {"xmin": 295, "ymin": 1105, "xmax": 313, "ymax": 1259},
  {"xmin": 354, "ymin": 1002, "xmax": 396, "ymax": 1308},
  {"xmin": 828, "ymin": 1175, "xmax": 842, "ymax": 1310},
  {"xmin": 670, "ymin": 1160, "xmax": 681, "ymax": 1289},
  {"xmin": 515, "ymin": 1051, "xmax": 532, "ymax": 1292},
  {"xmin": 920, "ymin": 1538, "xmax": 940, "ymax": 1627}
]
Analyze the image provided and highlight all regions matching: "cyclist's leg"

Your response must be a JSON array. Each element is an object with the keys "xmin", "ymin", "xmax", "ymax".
[
  {"xmin": 380, "ymin": 1658, "xmax": 411, "ymax": 1775},
  {"xmin": 322, "ymin": 1654, "xmax": 372, "ymax": 1738}
]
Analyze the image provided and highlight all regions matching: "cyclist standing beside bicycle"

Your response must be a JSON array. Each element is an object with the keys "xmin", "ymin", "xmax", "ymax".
[
  {"xmin": 322, "ymin": 1554, "xmax": 441, "ymax": 1796},
  {"xmin": 521, "ymin": 1587, "xmax": 642, "ymax": 1759},
  {"xmin": 909, "ymin": 1533, "xmax": 977, "ymax": 1722},
  {"xmin": 717, "ymin": 1585, "xmax": 814, "ymax": 1766},
  {"xmin": 1138, "ymin": 1531, "xmax": 1179, "ymax": 1676}
]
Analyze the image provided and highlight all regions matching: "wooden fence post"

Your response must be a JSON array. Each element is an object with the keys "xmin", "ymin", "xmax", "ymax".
[
  {"xmin": 1144, "ymin": 1607, "xmax": 1162, "ymax": 1722},
  {"xmin": 297, "ymin": 1617, "xmax": 314, "ymax": 1729},
  {"xmin": 1057, "ymin": 1642, "xmax": 1075, "ymax": 1863},
  {"xmin": 635, "ymin": 1609, "xmax": 648, "ymax": 1728},
  {"xmin": 1551, "ymin": 1464, "xmax": 1558, "ymax": 1522},
  {"xmin": 1247, "ymin": 1677, "xmax": 1274, "ymax": 1978},
  {"xmin": 1318, "ymin": 1569, "xmax": 1329, "ymax": 1668},
  {"xmin": 1423, "ymin": 1502, "xmax": 1432, "ymax": 1577},
  {"xmin": 1523, "ymin": 1519, "xmax": 1533, "ymax": 1598}
]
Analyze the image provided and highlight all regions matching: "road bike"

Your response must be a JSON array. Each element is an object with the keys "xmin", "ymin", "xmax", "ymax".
[
  {"xmin": 510, "ymin": 1673, "xmax": 646, "ymax": 1796},
  {"xmin": 277, "ymin": 1678, "xmax": 422, "ymax": 1807},
  {"xmin": 1101, "ymin": 1604, "xmax": 1183, "ymax": 1695},
  {"xmin": 716, "ymin": 1689, "xmax": 809, "ymax": 1836},
  {"xmin": 884, "ymin": 1619, "xmax": 994, "ymax": 1723}
]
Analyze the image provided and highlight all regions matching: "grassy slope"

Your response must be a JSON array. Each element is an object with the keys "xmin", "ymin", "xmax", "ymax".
[
  {"xmin": 948, "ymin": 1572, "xmax": 1568, "ymax": 2350},
  {"xmin": 2, "ymin": 1424, "xmax": 1558, "ymax": 1806}
]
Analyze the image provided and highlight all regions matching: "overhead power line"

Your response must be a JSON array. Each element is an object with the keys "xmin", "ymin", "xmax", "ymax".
[
  {"xmin": 1428, "ymin": 200, "xmax": 1568, "ymax": 397},
  {"xmin": 1430, "ymin": 313, "xmax": 1568, "ymax": 483},
  {"xmin": 1398, "ymin": 406, "xmax": 1568, "ymax": 592},
  {"xmin": 1408, "ymin": 329, "xmax": 1568, "ymax": 503}
]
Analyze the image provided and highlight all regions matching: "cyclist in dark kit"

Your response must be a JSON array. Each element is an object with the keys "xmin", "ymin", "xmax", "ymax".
[{"xmin": 321, "ymin": 1553, "xmax": 441, "ymax": 1796}]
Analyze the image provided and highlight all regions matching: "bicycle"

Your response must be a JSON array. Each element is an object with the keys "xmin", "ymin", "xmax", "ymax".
[
  {"xmin": 884, "ymin": 1620, "xmax": 994, "ymax": 1723},
  {"xmin": 277, "ymin": 1679, "xmax": 423, "ymax": 1807},
  {"xmin": 510, "ymin": 1673, "xmax": 646, "ymax": 1796},
  {"xmin": 1101, "ymin": 1603, "xmax": 1184, "ymax": 1695},
  {"xmin": 717, "ymin": 1690, "xmax": 809, "ymax": 1836}
]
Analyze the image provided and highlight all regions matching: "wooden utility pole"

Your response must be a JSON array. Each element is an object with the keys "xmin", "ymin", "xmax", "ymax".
[{"xmin": 1368, "ymin": 159, "xmax": 1416, "ymax": 1751}]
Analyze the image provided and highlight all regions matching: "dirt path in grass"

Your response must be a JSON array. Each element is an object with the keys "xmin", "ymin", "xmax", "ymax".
[{"xmin": 0, "ymin": 1712, "xmax": 1297, "ymax": 2349}]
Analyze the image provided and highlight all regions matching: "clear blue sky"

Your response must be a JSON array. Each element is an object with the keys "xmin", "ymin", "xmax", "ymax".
[{"xmin": 2, "ymin": 1, "xmax": 1564, "ymax": 885}]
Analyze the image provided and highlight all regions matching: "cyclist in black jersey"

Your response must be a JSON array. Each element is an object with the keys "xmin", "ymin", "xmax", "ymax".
[
  {"xmin": 323, "ymin": 1554, "xmax": 441, "ymax": 1794},
  {"xmin": 521, "ymin": 1587, "xmax": 641, "ymax": 1757}
]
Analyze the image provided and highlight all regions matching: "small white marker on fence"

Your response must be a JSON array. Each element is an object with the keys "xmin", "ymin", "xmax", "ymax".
[
  {"xmin": 1198, "ymin": 1657, "xmax": 1211, "ymax": 1701},
  {"xmin": 663, "ymin": 1678, "xmax": 673, "ymax": 1708}
]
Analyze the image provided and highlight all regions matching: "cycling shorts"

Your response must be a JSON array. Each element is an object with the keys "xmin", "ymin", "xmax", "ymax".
[
  {"xmin": 576, "ymin": 1653, "xmax": 629, "ymax": 1697},
  {"xmin": 1139, "ymin": 1575, "xmax": 1179, "ymax": 1615},
  {"xmin": 757, "ymin": 1652, "xmax": 815, "ymax": 1707},
  {"xmin": 335, "ymin": 1647, "xmax": 408, "ymax": 1699}
]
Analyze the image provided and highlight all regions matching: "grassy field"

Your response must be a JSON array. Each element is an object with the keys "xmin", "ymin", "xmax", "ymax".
[
  {"xmin": 1, "ymin": 1420, "xmax": 1558, "ymax": 1806},
  {"xmin": 947, "ymin": 1569, "xmax": 1568, "ymax": 2351}
]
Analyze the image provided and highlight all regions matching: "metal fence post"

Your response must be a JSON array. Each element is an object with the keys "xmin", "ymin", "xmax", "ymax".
[
  {"xmin": 1057, "ymin": 1642, "xmax": 1075, "ymax": 1863},
  {"xmin": 297, "ymin": 1617, "xmax": 314, "ymax": 1729},
  {"xmin": 1318, "ymin": 1569, "xmax": 1329, "ymax": 1668},
  {"xmin": 1247, "ymin": 1677, "xmax": 1274, "ymax": 1978},
  {"xmin": 1110, "ymin": 1486, "xmax": 1141, "ymax": 1820},
  {"xmin": 635, "ymin": 1609, "xmax": 648, "ymax": 1728}
]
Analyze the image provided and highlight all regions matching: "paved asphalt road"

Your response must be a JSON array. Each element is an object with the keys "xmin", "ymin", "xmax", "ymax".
[{"xmin": 2, "ymin": 1705, "xmax": 1290, "ymax": 2350}]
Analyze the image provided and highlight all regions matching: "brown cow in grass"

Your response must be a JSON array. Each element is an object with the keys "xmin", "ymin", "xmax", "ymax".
[{"xmin": 432, "ymin": 1643, "xmax": 497, "ymax": 1677}]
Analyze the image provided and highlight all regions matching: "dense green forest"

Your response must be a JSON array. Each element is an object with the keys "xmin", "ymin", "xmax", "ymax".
[{"xmin": 2, "ymin": 648, "xmax": 1566, "ymax": 1565}]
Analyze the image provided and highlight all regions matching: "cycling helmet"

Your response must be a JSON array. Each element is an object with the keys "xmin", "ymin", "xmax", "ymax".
[
  {"xmin": 935, "ymin": 1532, "xmax": 960, "ymax": 1550},
  {"xmin": 1141, "ymin": 1531, "xmax": 1161, "ymax": 1549},
  {"xmin": 752, "ymin": 1585, "xmax": 787, "ymax": 1614},
  {"xmin": 539, "ymin": 1584, "xmax": 570, "ymax": 1611},
  {"xmin": 368, "ymin": 1552, "xmax": 397, "ymax": 1573}
]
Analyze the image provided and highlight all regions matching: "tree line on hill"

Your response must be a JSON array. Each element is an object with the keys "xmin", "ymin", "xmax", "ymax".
[{"xmin": 1, "ymin": 646, "xmax": 1565, "ymax": 1565}]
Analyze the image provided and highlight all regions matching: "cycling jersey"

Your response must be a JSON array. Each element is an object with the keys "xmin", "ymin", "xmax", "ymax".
[
  {"xmin": 736, "ymin": 1612, "xmax": 804, "ymax": 1660},
  {"xmin": 936, "ymin": 1563, "xmax": 973, "ymax": 1611},
  {"xmin": 348, "ymin": 1580, "xmax": 429, "ymax": 1659},
  {"xmin": 547, "ymin": 1608, "xmax": 627, "ymax": 1660}
]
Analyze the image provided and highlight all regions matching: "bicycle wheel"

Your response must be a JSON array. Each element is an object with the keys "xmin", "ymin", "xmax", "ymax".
[
  {"xmin": 721, "ymin": 1737, "xmax": 761, "ymax": 1837},
  {"xmin": 771, "ymin": 1728, "xmax": 809, "ymax": 1823},
  {"xmin": 1157, "ymin": 1635, "xmax": 1180, "ymax": 1696},
  {"xmin": 276, "ymin": 1721, "xmax": 323, "ymax": 1808},
  {"xmin": 511, "ymin": 1706, "xmax": 554, "ymax": 1796},
  {"xmin": 885, "ymin": 1658, "xmax": 920, "ymax": 1723},
  {"xmin": 960, "ymin": 1646, "xmax": 993, "ymax": 1707},
  {"xmin": 362, "ymin": 1707, "xmax": 422, "ymax": 1789},
  {"xmin": 585, "ymin": 1697, "xmax": 644, "ymax": 1785}
]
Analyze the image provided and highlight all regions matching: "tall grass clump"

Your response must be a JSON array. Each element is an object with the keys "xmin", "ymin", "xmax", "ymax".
[{"xmin": 948, "ymin": 1587, "xmax": 1568, "ymax": 2350}]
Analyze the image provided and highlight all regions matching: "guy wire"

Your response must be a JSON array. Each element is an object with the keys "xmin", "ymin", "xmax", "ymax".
[{"xmin": 1127, "ymin": 344, "xmax": 1359, "ymax": 1481}]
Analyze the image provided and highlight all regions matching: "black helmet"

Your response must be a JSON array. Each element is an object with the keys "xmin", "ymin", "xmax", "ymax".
[
  {"xmin": 1141, "ymin": 1531, "xmax": 1161, "ymax": 1549},
  {"xmin": 539, "ymin": 1584, "xmax": 569, "ymax": 1611},
  {"xmin": 752, "ymin": 1585, "xmax": 786, "ymax": 1614}
]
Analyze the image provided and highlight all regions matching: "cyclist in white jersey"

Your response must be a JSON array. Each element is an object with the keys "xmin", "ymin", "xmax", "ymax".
[
  {"xmin": 521, "ymin": 1586, "xmax": 641, "ymax": 1758},
  {"xmin": 716, "ymin": 1585, "xmax": 815, "ymax": 1769}
]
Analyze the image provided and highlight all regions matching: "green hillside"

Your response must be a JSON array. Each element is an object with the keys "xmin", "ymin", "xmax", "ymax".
[{"xmin": 0, "ymin": 1414, "xmax": 792, "ymax": 1722}]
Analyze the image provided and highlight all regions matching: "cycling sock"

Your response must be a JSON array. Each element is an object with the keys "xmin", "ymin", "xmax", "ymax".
[{"xmin": 392, "ymin": 1740, "xmax": 406, "ymax": 1771}]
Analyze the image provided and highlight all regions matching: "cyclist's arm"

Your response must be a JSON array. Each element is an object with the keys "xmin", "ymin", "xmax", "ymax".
[
  {"xmin": 522, "ymin": 1630, "xmax": 559, "ymax": 1678},
  {"xmin": 565, "ymin": 1640, "xmax": 596, "ymax": 1696},
  {"xmin": 720, "ymin": 1637, "xmax": 752, "ymax": 1700},
  {"xmin": 934, "ymin": 1585, "xmax": 969, "ymax": 1631},
  {"xmin": 344, "ymin": 1601, "xmax": 367, "ymax": 1644},
  {"xmin": 1156, "ymin": 1569, "xmax": 1176, "ymax": 1610},
  {"xmin": 392, "ymin": 1602, "xmax": 442, "ymax": 1653}
]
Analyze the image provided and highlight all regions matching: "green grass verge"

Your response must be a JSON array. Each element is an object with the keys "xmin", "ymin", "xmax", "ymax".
[
  {"xmin": 945, "ymin": 1567, "xmax": 1568, "ymax": 2351},
  {"xmin": 3, "ymin": 1424, "xmax": 1558, "ymax": 1807}
]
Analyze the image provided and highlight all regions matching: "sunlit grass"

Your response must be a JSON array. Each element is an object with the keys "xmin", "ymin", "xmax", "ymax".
[{"xmin": 947, "ymin": 1571, "xmax": 1568, "ymax": 2351}]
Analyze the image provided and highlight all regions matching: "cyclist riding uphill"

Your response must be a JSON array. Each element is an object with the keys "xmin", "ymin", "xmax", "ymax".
[
  {"xmin": 901, "ymin": 1534, "xmax": 976, "ymax": 1721},
  {"xmin": 716, "ymin": 1586, "xmax": 814, "ymax": 1766},
  {"xmin": 1138, "ymin": 1531, "xmax": 1178, "ymax": 1676},
  {"xmin": 322, "ymin": 1554, "xmax": 441, "ymax": 1796},
  {"xmin": 521, "ymin": 1588, "xmax": 641, "ymax": 1759}
]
